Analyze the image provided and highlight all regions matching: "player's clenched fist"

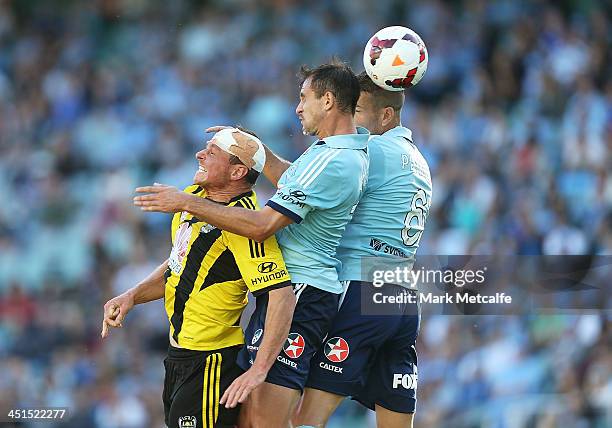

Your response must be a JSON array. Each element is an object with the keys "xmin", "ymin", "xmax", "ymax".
[{"xmin": 101, "ymin": 292, "xmax": 135, "ymax": 338}]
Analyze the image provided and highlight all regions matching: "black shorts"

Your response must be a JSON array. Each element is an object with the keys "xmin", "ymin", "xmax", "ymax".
[
  {"xmin": 237, "ymin": 283, "xmax": 340, "ymax": 391},
  {"xmin": 163, "ymin": 345, "xmax": 244, "ymax": 428},
  {"xmin": 306, "ymin": 281, "xmax": 420, "ymax": 413}
]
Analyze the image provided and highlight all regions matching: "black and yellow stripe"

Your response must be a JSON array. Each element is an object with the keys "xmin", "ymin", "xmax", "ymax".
[
  {"xmin": 235, "ymin": 198, "xmax": 265, "ymax": 258},
  {"xmin": 202, "ymin": 353, "xmax": 222, "ymax": 427},
  {"xmin": 164, "ymin": 187, "xmax": 290, "ymax": 351},
  {"xmin": 170, "ymin": 228, "xmax": 222, "ymax": 343},
  {"xmin": 199, "ymin": 249, "xmax": 241, "ymax": 291}
]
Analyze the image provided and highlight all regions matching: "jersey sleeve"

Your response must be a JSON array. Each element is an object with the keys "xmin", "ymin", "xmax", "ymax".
[
  {"xmin": 266, "ymin": 149, "xmax": 349, "ymax": 223},
  {"xmin": 224, "ymin": 231, "xmax": 292, "ymax": 296}
]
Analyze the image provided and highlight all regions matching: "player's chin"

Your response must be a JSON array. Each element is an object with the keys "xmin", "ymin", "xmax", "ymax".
[
  {"xmin": 302, "ymin": 125, "xmax": 316, "ymax": 136},
  {"xmin": 193, "ymin": 171, "xmax": 207, "ymax": 185}
]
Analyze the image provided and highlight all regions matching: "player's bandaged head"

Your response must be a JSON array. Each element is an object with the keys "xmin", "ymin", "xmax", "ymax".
[{"xmin": 212, "ymin": 128, "xmax": 266, "ymax": 173}]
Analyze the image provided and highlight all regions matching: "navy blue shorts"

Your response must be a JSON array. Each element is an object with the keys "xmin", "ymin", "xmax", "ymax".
[
  {"xmin": 237, "ymin": 283, "xmax": 340, "ymax": 391},
  {"xmin": 306, "ymin": 281, "xmax": 420, "ymax": 413}
]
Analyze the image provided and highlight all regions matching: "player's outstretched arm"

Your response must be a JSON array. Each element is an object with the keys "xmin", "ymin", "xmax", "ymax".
[
  {"xmin": 101, "ymin": 259, "xmax": 169, "ymax": 338},
  {"xmin": 220, "ymin": 286, "xmax": 296, "ymax": 408},
  {"xmin": 262, "ymin": 144, "xmax": 291, "ymax": 188},
  {"xmin": 178, "ymin": 199, "xmax": 293, "ymax": 242},
  {"xmin": 134, "ymin": 185, "xmax": 293, "ymax": 242}
]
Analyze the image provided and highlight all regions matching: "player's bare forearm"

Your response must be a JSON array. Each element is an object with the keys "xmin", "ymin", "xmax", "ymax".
[
  {"xmin": 253, "ymin": 286, "xmax": 296, "ymax": 373},
  {"xmin": 133, "ymin": 184, "xmax": 293, "ymax": 240},
  {"xmin": 219, "ymin": 285, "xmax": 295, "ymax": 408},
  {"xmin": 263, "ymin": 145, "xmax": 291, "ymax": 187},
  {"xmin": 181, "ymin": 198, "xmax": 292, "ymax": 242},
  {"xmin": 128, "ymin": 259, "xmax": 169, "ymax": 304}
]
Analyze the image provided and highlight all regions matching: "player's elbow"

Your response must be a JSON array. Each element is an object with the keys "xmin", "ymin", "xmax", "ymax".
[
  {"xmin": 251, "ymin": 226, "xmax": 274, "ymax": 243},
  {"xmin": 269, "ymin": 285, "xmax": 297, "ymax": 309},
  {"xmin": 250, "ymin": 216, "xmax": 276, "ymax": 242},
  {"xmin": 249, "ymin": 206, "xmax": 290, "ymax": 242},
  {"xmin": 281, "ymin": 286, "xmax": 297, "ymax": 306}
]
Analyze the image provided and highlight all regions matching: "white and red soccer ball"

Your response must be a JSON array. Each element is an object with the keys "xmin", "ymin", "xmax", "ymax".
[{"xmin": 363, "ymin": 26, "xmax": 428, "ymax": 91}]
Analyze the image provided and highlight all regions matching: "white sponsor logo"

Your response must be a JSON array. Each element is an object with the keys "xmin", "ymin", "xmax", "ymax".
[
  {"xmin": 392, "ymin": 371, "xmax": 418, "ymax": 390},
  {"xmin": 277, "ymin": 355, "xmax": 298, "ymax": 368},
  {"xmin": 199, "ymin": 223, "xmax": 216, "ymax": 234},
  {"xmin": 319, "ymin": 362, "xmax": 343, "ymax": 373}
]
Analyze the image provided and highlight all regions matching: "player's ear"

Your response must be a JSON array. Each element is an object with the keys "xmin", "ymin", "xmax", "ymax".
[
  {"xmin": 381, "ymin": 106, "xmax": 395, "ymax": 127},
  {"xmin": 230, "ymin": 164, "xmax": 249, "ymax": 181},
  {"xmin": 323, "ymin": 91, "xmax": 335, "ymax": 111}
]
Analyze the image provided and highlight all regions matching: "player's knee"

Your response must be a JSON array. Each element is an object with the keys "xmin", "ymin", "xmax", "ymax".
[{"xmin": 293, "ymin": 412, "xmax": 327, "ymax": 428}]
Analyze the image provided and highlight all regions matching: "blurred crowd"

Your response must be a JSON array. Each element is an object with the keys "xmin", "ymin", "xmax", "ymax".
[{"xmin": 0, "ymin": 0, "xmax": 610, "ymax": 427}]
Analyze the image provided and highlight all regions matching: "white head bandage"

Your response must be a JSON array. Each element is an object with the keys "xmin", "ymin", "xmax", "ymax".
[{"xmin": 211, "ymin": 128, "xmax": 266, "ymax": 173}]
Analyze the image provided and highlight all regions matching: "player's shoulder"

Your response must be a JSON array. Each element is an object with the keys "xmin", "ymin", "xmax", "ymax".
[
  {"xmin": 290, "ymin": 146, "xmax": 347, "ymax": 185},
  {"xmin": 316, "ymin": 148, "xmax": 367, "ymax": 187},
  {"xmin": 222, "ymin": 191, "xmax": 259, "ymax": 243},
  {"xmin": 370, "ymin": 126, "xmax": 413, "ymax": 149},
  {"xmin": 371, "ymin": 127, "xmax": 427, "ymax": 164}
]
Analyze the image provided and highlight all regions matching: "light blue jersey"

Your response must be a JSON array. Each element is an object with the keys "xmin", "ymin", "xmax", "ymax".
[
  {"xmin": 336, "ymin": 126, "xmax": 432, "ymax": 281},
  {"xmin": 267, "ymin": 128, "xmax": 369, "ymax": 293}
]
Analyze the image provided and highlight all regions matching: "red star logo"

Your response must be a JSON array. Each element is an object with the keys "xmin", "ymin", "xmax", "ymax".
[
  {"xmin": 283, "ymin": 333, "xmax": 305, "ymax": 359},
  {"xmin": 324, "ymin": 337, "xmax": 350, "ymax": 363}
]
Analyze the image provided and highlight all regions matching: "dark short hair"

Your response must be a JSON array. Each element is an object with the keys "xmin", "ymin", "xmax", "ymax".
[
  {"xmin": 357, "ymin": 71, "xmax": 404, "ymax": 113},
  {"xmin": 298, "ymin": 58, "xmax": 360, "ymax": 114},
  {"xmin": 229, "ymin": 125, "xmax": 260, "ymax": 185}
]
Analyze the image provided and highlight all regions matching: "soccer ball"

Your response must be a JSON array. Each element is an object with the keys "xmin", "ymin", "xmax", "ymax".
[{"xmin": 363, "ymin": 26, "xmax": 428, "ymax": 91}]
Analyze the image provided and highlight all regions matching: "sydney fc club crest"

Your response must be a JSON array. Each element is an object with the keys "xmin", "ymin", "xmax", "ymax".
[
  {"xmin": 252, "ymin": 328, "xmax": 263, "ymax": 345},
  {"xmin": 178, "ymin": 416, "xmax": 196, "ymax": 428},
  {"xmin": 283, "ymin": 333, "xmax": 305, "ymax": 359},
  {"xmin": 324, "ymin": 337, "xmax": 350, "ymax": 363}
]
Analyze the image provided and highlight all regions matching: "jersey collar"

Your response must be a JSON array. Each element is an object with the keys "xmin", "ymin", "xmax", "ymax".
[
  {"xmin": 205, "ymin": 190, "xmax": 254, "ymax": 205},
  {"xmin": 318, "ymin": 126, "xmax": 370, "ymax": 149},
  {"xmin": 382, "ymin": 126, "xmax": 413, "ymax": 142},
  {"xmin": 229, "ymin": 190, "xmax": 254, "ymax": 203}
]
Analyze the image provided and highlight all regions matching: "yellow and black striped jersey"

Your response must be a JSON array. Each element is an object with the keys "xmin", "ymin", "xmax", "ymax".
[{"xmin": 164, "ymin": 185, "xmax": 291, "ymax": 351}]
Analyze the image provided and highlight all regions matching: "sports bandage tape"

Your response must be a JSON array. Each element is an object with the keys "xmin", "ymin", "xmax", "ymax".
[{"xmin": 212, "ymin": 128, "xmax": 266, "ymax": 173}]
